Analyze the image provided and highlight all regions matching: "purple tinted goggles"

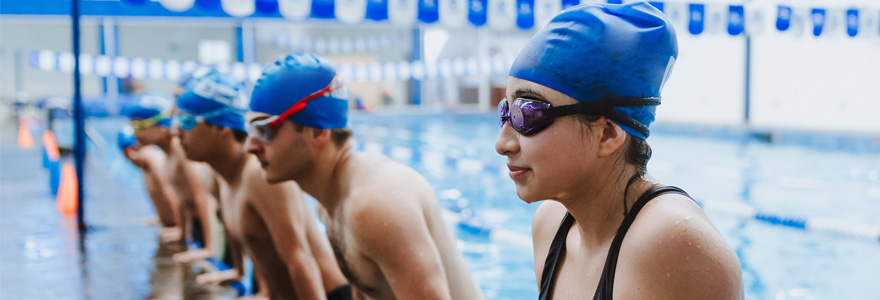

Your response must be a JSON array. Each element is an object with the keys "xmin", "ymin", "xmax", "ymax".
[{"xmin": 497, "ymin": 97, "xmax": 661, "ymax": 137}]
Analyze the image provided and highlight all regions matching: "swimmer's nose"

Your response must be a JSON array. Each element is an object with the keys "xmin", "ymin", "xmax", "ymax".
[
  {"xmin": 245, "ymin": 136, "xmax": 262, "ymax": 155},
  {"xmin": 495, "ymin": 124, "xmax": 520, "ymax": 157}
]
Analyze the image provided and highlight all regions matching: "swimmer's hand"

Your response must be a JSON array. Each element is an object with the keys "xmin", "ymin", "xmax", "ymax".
[
  {"xmin": 159, "ymin": 226, "xmax": 182, "ymax": 243},
  {"xmin": 124, "ymin": 148, "xmax": 150, "ymax": 170},
  {"xmin": 195, "ymin": 269, "xmax": 240, "ymax": 285},
  {"xmin": 172, "ymin": 249, "xmax": 213, "ymax": 263}
]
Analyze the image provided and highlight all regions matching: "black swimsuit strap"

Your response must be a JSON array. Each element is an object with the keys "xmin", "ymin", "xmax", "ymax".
[
  {"xmin": 538, "ymin": 211, "xmax": 576, "ymax": 300},
  {"xmin": 537, "ymin": 186, "xmax": 692, "ymax": 300}
]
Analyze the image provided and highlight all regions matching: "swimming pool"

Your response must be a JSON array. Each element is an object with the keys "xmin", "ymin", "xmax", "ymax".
[{"xmin": 84, "ymin": 112, "xmax": 879, "ymax": 300}]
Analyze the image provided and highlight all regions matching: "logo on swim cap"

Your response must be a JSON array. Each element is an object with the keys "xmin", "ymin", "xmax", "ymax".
[{"xmin": 190, "ymin": 78, "xmax": 242, "ymax": 108}]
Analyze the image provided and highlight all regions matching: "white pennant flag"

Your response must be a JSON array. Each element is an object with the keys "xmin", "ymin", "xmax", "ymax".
[
  {"xmin": 822, "ymin": 8, "xmax": 844, "ymax": 38},
  {"xmin": 389, "ymin": 0, "xmax": 418, "ymax": 26},
  {"xmin": 662, "ymin": 2, "xmax": 690, "ymax": 34},
  {"xmin": 744, "ymin": 2, "xmax": 770, "ymax": 36},
  {"xmin": 533, "ymin": 0, "xmax": 561, "ymax": 30},
  {"xmin": 337, "ymin": 0, "xmax": 368, "ymax": 23},
  {"xmin": 787, "ymin": 6, "xmax": 809, "ymax": 38},
  {"xmin": 487, "ymin": 0, "xmax": 516, "ymax": 30},
  {"xmin": 858, "ymin": 6, "xmax": 878, "ymax": 39},
  {"xmin": 440, "ymin": 0, "xmax": 469, "ymax": 28},
  {"xmin": 160, "ymin": 0, "xmax": 195, "ymax": 12},
  {"xmin": 279, "ymin": 0, "xmax": 312, "ymax": 20},
  {"xmin": 222, "ymin": 0, "xmax": 255, "ymax": 16},
  {"xmin": 703, "ymin": 4, "xmax": 726, "ymax": 35}
]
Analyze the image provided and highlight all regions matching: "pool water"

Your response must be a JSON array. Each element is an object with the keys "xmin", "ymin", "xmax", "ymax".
[{"xmin": 83, "ymin": 112, "xmax": 879, "ymax": 300}]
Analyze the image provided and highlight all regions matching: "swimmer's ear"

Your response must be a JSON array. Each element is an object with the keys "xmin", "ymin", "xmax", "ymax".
[
  {"xmin": 596, "ymin": 116, "xmax": 627, "ymax": 158},
  {"xmin": 309, "ymin": 127, "xmax": 331, "ymax": 148}
]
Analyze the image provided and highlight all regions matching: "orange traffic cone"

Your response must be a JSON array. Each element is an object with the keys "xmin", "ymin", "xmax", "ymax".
[
  {"xmin": 18, "ymin": 119, "xmax": 34, "ymax": 149},
  {"xmin": 57, "ymin": 163, "xmax": 78, "ymax": 217},
  {"xmin": 43, "ymin": 131, "xmax": 60, "ymax": 161}
]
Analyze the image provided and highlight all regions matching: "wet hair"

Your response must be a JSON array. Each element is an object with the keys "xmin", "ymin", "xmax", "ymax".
[
  {"xmin": 203, "ymin": 122, "xmax": 248, "ymax": 143},
  {"xmin": 232, "ymin": 129, "xmax": 248, "ymax": 143},
  {"xmin": 575, "ymin": 114, "xmax": 653, "ymax": 216},
  {"xmin": 292, "ymin": 123, "xmax": 353, "ymax": 147}
]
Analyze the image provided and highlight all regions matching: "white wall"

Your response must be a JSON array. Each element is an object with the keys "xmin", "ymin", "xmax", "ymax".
[
  {"xmin": 749, "ymin": 3, "xmax": 880, "ymax": 133},
  {"xmin": 0, "ymin": 18, "xmax": 104, "ymax": 100},
  {"xmin": 657, "ymin": 0, "xmax": 880, "ymax": 133}
]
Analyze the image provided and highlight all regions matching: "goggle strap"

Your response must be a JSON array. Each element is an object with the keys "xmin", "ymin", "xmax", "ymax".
[
  {"xmin": 547, "ymin": 97, "xmax": 658, "ymax": 138},
  {"xmin": 267, "ymin": 76, "xmax": 345, "ymax": 129},
  {"xmin": 605, "ymin": 111, "xmax": 651, "ymax": 138},
  {"xmin": 547, "ymin": 97, "xmax": 660, "ymax": 118}
]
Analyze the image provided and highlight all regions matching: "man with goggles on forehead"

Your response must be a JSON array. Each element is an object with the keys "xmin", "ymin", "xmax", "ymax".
[
  {"xmin": 175, "ymin": 69, "xmax": 350, "ymax": 300},
  {"xmin": 496, "ymin": 2, "xmax": 743, "ymax": 299},
  {"xmin": 246, "ymin": 53, "xmax": 484, "ymax": 300}
]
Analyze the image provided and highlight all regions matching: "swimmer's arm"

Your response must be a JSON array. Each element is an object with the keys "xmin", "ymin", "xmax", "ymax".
[
  {"xmin": 228, "ymin": 231, "xmax": 246, "ymax": 279},
  {"xmin": 187, "ymin": 163, "xmax": 218, "ymax": 255},
  {"xmin": 251, "ymin": 181, "xmax": 325, "ymax": 300},
  {"xmin": 143, "ymin": 167, "xmax": 179, "ymax": 223},
  {"xmin": 352, "ymin": 195, "xmax": 452, "ymax": 300},
  {"xmin": 174, "ymin": 165, "xmax": 218, "ymax": 262},
  {"xmin": 140, "ymin": 150, "xmax": 183, "ymax": 228},
  {"xmin": 623, "ymin": 209, "xmax": 744, "ymax": 299}
]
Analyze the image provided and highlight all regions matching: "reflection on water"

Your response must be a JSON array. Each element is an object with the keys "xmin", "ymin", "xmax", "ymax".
[
  {"xmin": 148, "ymin": 240, "xmax": 183, "ymax": 300},
  {"xmin": 147, "ymin": 239, "xmax": 238, "ymax": 300}
]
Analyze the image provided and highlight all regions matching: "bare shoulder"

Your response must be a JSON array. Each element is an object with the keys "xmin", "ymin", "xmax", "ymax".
[
  {"xmin": 619, "ymin": 193, "xmax": 743, "ymax": 299},
  {"xmin": 532, "ymin": 201, "xmax": 568, "ymax": 277}
]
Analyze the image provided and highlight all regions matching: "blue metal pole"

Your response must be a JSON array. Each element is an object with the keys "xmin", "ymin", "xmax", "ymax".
[
  {"xmin": 72, "ymin": 0, "xmax": 87, "ymax": 232},
  {"xmin": 410, "ymin": 28, "xmax": 421, "ymax": 105},
  {"xmin": 744, "ymin": 35, "xmax": 751, "ymax": 125},
  {"xmin": 235, "ymin": 23, "xmax": 245, "ymax": 63}
]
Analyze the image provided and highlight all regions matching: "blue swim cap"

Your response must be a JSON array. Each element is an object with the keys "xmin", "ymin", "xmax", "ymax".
[
  {"xmin": 250, "ymin": 53, "xmax": 349, "ymax": 129},
  {"xmin": 118, "ymin": 125, "xmax": 137, "ymax": 150},
  {"xmin": 177, "ymin": 70, "xmax": 247, "ymax": 132},
  {"xmin": 122, "ymin": 93, "xmax": 173, "ymax": 127},
  {"xmin": 509, "ymin": 2, "xmax": 678, "ymax": 139}
]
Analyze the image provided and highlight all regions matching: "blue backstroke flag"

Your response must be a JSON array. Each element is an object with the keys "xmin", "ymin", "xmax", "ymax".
[
  {"xmin": 846, "ymin": 9, "xmax": 858, "ymax": 37},
  {"xmin": 689, "ymin": 4, "xmax": 704, "ymax": 35},
  {"xmin": 419, "ymin": 0, "xmax": 439, "ymax": 23},
  {"xmin": 776, "ymin": 5, "xmax": 791, "ymax": 31},
  {"xmin": 516, "ymin": 0, "xmax": 535, "ymax": 30},
  {"xmin": 811, "ymin": 8, "xmax": 825, "ymax": 36},
  {"xmin": 468, "ymin": 0, "xmax": 488, "ymax": 26},
  {"xmin": 367, "ymin": 0, "xmax": 389, "ymax": 20},
  {"xmin": 728, "ymin": 5, "xmax": 744, "ymax": 36},
  {"xmin": 311, "ymin": 0, "xmax": 336, "ymax": 18}
]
